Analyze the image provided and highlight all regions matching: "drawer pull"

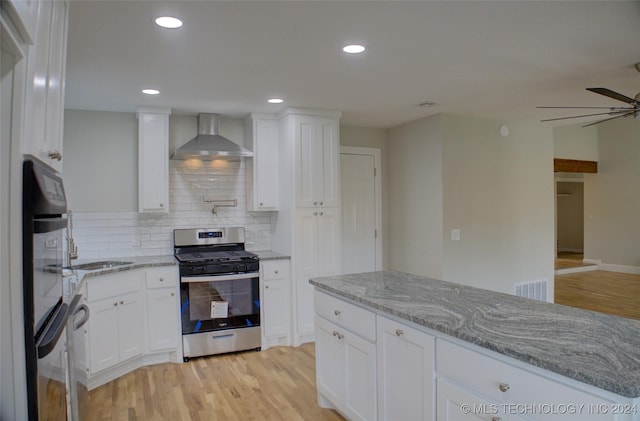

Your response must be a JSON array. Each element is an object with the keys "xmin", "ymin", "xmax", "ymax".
[
  {"xmin": 171, "ymin": 292, "xmax": 175, "ymax": 296},
  {"xmin": 395, "ymin": 329, "xmax": 404, "ymax": 336},
  {"xmin": 120, "ymin": 300, "xmax": 124, "ymax": 305},
  {"xmin": 334, "ymin": 310, "xmax": 341, "ymax": 316},
  {"xmin": 159, "ymin": 277, "xmax": 164, "ymax": 282},
  {"xmin": 113, "ymin": 302, "xmax": 118, "ymax": 307},
  {"xmin": 491, "ymin": 417, "xmax": 502, "ymax": 421},
  {"xmin": 498, "ymin": 383, "xmax": 510, "ymax": 392},
  {"xmin": 265, "ymin": 285, "xmax": 269, "ymax": 289},
  {"xmin": 274, "ymin": 270, "xmax": 279, "ymax": 274}
]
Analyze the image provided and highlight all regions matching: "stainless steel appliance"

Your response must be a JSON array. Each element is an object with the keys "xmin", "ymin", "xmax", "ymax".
[
  {"xmin": 174, "ymin": 227, "xmax": 261, "ymax": 361},
  {"xmin": 22, "ymin": 158, "xmax": 89, "ymax": 421}
]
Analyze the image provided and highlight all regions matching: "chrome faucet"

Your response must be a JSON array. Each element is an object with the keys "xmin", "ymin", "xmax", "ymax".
[{"xmin": 67, "ymin": 210, "xmax": 79, "ymax": 264}]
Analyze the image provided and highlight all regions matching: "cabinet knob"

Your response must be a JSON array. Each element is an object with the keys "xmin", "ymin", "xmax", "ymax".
[
  {"xmin": 498, "ymin": 383, "xmax": 510, "ymax": 392},
  {"xmin": 314, "ymin": 201, "xmax": 318, "ymax": 206},
  {"xmin": 332, "ymin": 331, "xmax": 344, "ymax": 340},
  {"xmin": 319, "ymin": 211, "xmax": 324, "ymax": 216},
  {"xmin": 171, "ymin": 292, "xmax": 175, "ymax": 296},
  {"xmin": 259, "ymin": 202, "xmax": 264, "ymax": 206},
  {"xmin": 274, "ymin": 270, "xmax": 279, "ymax": 274},
  {"xmin": 320, "ymin": 201, "xmax": 324, "ymax": 206},
  {"xmin": 159, "ymin": 277, "xmax": 164, "ymax": 282},
  {"xmin": 160, "ymin": 203, "xmax": 164, "ymax": 208},
  {"xmin": 334, "ymin": 310, "xmax": 341, "ymax": 316},
  {"xmin": 313, "ymin": 212, "xmax": 318, "ymax": 216},
  {"xmin": 113, "ymin": 302, "xmax": 118, "ymax": 307},
  {"xmin": 119, "ymin": 300, "xmax": 124, "ymax": 305},
  {"xmin": 48, "ymin": 151, "xmax": 62, "ymax": 161},
  {"xmin": 265, "ymin": 285, "xmax": 269, "ymax": 289},
  {"xmin": 395, "ymin": 329, "xmax": 404, "ymax": 336}
]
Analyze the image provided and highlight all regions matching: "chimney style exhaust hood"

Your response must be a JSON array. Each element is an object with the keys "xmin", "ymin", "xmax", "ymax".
[{"xmin": 171, "ymin": 113, "xmax": 253, "ymax": 161}]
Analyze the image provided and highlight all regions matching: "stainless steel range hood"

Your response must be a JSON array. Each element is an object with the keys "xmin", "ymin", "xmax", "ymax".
[{"xmin": 171, "ymin": 113, "xmax": 252, "ymax": 161}]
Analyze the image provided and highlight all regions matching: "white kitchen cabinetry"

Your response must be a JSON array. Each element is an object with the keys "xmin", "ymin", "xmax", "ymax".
[
  {"xmin": 315, "ymin": 291, "xmax": 377, "ymax": 421},
  {"xmin": 4, "ymin": 0, "xmax": 39, "ymax": 44},
  {"xmin": 295, "ymin": 207, "xmax": 341, "ymax": 337},
  {"xmin": 145, "ymin": 266, "xmax": 179, "ymax": 352},
  {"xmin": 137, "ymin": 108, "xmax": 171, "ymax": 213},
  {"xmin": 292, "ymin": 114, "xmax": 340, "ymax": 208},
  {"xmin": 260, "ymin": 259, "xmax": 291, "ymax": 349},
  {"xmin": 437, "ymin": 377, "xmax": 517, "ymax": 421},
  {"xmin": 436, "ymin": 339, "xmax": 621, "ymax": 421},
  {"xmin": 22, "ymin": 0, "xmax": 69, "ymax": 173},
  {"xmin": 245, "ymin": 114, "xmax": 279, "ymax": 211},
  {"xmin": 377, "ymin": 315, "xmax": 435, "ymax": 421},
  {"xmin": 85, "ymin": 270, "xmax": 144, "ymax": 374}
]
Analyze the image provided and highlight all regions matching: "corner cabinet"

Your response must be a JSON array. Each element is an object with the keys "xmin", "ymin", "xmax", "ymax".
[
  {"xmin": 137, "ymin": 108, "xmax": 171, "ymax": 213},
  {"xmin": 21, "ymin": 0, "xmax": 69, "ymax": 173},
  {"xmin": 245, "ymin": 114, "xmax": 279, "ymax": 211}
]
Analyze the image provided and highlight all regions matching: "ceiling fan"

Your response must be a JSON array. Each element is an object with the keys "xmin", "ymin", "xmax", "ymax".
[{"xmin": 538, "ymin": 87, "xmax": 640, "ymax": 127}]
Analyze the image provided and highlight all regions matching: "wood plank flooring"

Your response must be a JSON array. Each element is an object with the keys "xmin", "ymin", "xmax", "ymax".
[
  {"xmin": 555, "ymin": 270, "xmax": 640, "ymax": 320},
  {"xmin": 89, "ymin": 343, "xmax": 344, "ymax": 421}
]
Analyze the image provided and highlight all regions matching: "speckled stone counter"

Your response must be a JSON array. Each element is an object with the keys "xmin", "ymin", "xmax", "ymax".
[
  {"xmin": 253, "ymin": 250, "xmax": 291, "ymax": 261},
  {"xmin": 310, "ymin": 270, "xmax": 640, "ymax": 398},
  {"xmin": 75, "ymin": 255, "xmax": 177, "ymax": 280}
]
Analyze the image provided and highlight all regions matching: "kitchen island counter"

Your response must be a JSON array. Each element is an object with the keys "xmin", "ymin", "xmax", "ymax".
[{"xmin": 310, "ymin": 270, "xmax": 640, "ymax": 399}]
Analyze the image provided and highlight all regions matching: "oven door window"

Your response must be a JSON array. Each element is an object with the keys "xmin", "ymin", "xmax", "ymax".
[{"xmin": 180, "ymin": 275, "xmax": 260, "ymax": 334}]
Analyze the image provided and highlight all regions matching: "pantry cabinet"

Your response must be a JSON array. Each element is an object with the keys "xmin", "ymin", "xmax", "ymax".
[
  {"xmin": 137, "ymin": 108, "xmax": 171, "ymax": 213},
  {"xmin": 21, "ymin": 0, "xmax": 69, "ymax": 173},
  {"xmin": 260, "ymin": 259, "xmax": 291, "ymax": 348},
  {"xmin": 292, "ymin": 114, "xmax": 340, "ymax": 208},
  {"xmin": 245, "ymin": 114, "xmax": 279, "ymax": 211},
  {"xmin": 145, "ymin": 267, "xmax": 179, "ymax": 352}
]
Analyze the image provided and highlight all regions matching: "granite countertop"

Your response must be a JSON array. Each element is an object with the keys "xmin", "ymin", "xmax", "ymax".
[
  {"xmin": 253, "ymin": 250, "xmax": 291, "ymax": 261},
  {"xmin": 310, "ymin": 270, "xmax": 640, "ymax": 398},
  {"xmin": 71, "ymin": 255, "xmax": 177, "ymax": 280}
]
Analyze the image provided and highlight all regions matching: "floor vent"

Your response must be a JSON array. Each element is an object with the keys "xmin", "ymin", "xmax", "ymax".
[{"xmin": 514, "ymin": 280, "xmax": 548, "ymax": 301}]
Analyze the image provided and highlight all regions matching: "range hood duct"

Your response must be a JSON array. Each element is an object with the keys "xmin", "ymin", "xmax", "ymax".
[{"xmin": 171, "ymin": 113, "xmax": 253, "ymax": 161}]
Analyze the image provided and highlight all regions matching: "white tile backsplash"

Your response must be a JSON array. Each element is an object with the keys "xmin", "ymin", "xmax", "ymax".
[{"xmin": 71, "ymin": 160, "xmax": 272, "ymax": 259}]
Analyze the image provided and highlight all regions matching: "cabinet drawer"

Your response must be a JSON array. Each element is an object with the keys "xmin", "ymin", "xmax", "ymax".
[
  {"xmin": 86, "ymin": 270, "xmax": 143, "ymax": 301},
  {"xmin": 262, "ymin": 260, "xmax": 289, "ymax": 281},
  {"xmin": 146, "ymin": 266, "xmax": 177, "ymax": 289},
  {"xmin": 437, "ymin": 339, "xmax": 617, "ymax": 420},
  {"xmin": 315, "ymin": 291, "xmax": 375, "ymax": 342}
]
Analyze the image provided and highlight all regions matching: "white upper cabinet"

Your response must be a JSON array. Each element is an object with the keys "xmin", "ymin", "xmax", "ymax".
[
  {"xmin": 292, "ymin": 114, "xmax": 340, "ymax": 208},
  {"xmin": 245, "ymin": 114, "xmax": 279, "ymax": 211},
  {"xmin": 4, "ymin": 0, "xmax": 39, "ymax": 44},
  {"xmin": 137, "ymin": 108, "xmax": 171, "ymax": 213},
  {"xmin": 22, "ymin": 0, "xmax": 68, "ymax": 173}
]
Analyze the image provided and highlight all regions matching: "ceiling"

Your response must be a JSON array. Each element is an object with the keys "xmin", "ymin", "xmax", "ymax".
[{"xmin": 64, "ymin": 1, "xmax": 640, "ymax": 129}]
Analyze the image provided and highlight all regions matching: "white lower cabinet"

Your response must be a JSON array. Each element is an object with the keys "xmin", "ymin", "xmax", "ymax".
[
  {"xmin": 315, "ymin": 291, "xmax": 377, "ymax": 421},
  {"xmin": 86, "ymin": 271, "xmax": 144, "ymax": 374},
  {"xmin": 437, "ymin": 377, "xmax": 521, "ymax": 421},
  {"xmin": 260, "ymin": 260, "xmax": 291, "ymax": 348},
  {"xmin": 377, "ymin": 316, "xmax": 435, "ymax": 421},
  {"xmin": 145, "ymin": 267, "xmax": 179, "ymax": 352}
]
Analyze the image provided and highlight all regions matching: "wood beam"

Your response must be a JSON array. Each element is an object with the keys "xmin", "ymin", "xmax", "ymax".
[{"xmin": 554, "ymin": 158, "xmax": 598, "ymax": 173}]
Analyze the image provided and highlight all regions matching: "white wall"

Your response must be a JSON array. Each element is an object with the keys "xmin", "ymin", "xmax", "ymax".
[
  {"xmin": 441, "ymin": 115, "xmax": 555, "ymax": 295},
  {"xmin": 387, "ymin": 114, "xmax": 555, "ymax": 297},
  {"xmin": 553, "ymin": 123, "xmax": 598, "ymax": 161},
  {"xmin": 340, "ymin": 125, "xmax": 389, "ymax": 268},
  {"xmin": 584, "ymin": 117, "xmax": 640, "ymax": 270},
  {"xmin": 387, "ymin": 114, "xmax": 444, "ymax": 279}
]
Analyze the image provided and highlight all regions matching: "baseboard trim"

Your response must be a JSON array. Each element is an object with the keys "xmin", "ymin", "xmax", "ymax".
[
  {"xmin": 597, "ymin": 263, "xmax": 640, "ymax": 275},
  {"xmin": 557, "ymin": 248, "xmax": 584, "ymax": 254},
  {"xmin": 555, "ymin": 265, "xmax": 598, "ymax": 275}
]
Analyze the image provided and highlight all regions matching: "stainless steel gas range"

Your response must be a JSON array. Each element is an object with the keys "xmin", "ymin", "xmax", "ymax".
[{"xmin": 174, "ymin": 227, "xmax": 261, "ymax": 361}]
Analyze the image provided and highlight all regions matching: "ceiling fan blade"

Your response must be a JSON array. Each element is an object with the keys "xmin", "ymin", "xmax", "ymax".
[
  {"xmin": 540, "ymin": 110, "xmax": 631, "ymax": 123},
  {"xmin": 581, "ymin": 111, "xmax": 636, "ymax": 127},
  {"xmin": 536, "ymin": 106, "xmax": 634, "ymax": 110},
  {"xmin": 586, "ymin": 88, "xmax": 637, "ymax": 105}
]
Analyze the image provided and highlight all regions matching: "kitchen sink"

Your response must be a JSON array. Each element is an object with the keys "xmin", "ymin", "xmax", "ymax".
[{"xmin": 66, "ymin": 260, "xmax": 134, "ymax": 271}]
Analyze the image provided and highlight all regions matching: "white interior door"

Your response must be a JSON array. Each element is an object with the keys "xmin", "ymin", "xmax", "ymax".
[{"xmin": 341, "ymin": 150, "xmax": 379, "ymax": 274}]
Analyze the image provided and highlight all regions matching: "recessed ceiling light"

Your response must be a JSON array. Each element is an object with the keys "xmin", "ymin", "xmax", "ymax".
[
  {"xmin": 267, "ymin": 98, "xmax": 284, "ymax": 104},
  {"xmin": 343, "ymin": 44, "xmax": 366, "ymax": 54},
  {"xmin": 142, "ymin": 89, "xmax": 160, "ymax": 95},
  {"xmin": 155, "ymin": 16, "xmax": 182, "ymax": 29}
]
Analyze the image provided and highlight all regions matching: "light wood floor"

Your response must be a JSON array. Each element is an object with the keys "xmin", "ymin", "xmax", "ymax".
[
  {"xmin": 555, "ymin": 270, "xmax": 640, "ymax": 320},
  {"xmin": 89, "ymin": 343, "xmax": 344, "ymax": 421}
]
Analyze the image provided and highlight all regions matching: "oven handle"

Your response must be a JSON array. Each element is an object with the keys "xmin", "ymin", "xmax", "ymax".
[{"xmin": 181, "ymin": 272, "xmax": 259, "ymax": 283}]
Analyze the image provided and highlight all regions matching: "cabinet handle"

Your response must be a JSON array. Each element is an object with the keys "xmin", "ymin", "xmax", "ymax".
[
  {"xmin": 498, "ymin": 383, "xmax": 510, "ymax": 392},
  {"xmin": 320, "ymin": 201, "xmax": 324, "ymax": 206},
  {"xmin": 119, "ymin": 300, "xmax": 124, "ymax": 305},
  {"xmin": 395, "ymin": 329, "xmax": 404, "ymax": 336},
  {"xmin": 259, "ymin": 202, "xmax": 264, "ymax": 206},
  {"xmin": 113, "ymin": 302, "xmax": 118, "ymax": 307},
  {"xmin": 171, "ymin": 292, "xmax": 175, "ymax": 296},
  {"xmin": 332, "ymin": 331, "xmax": 344, "ymax": 340},
  {"xmin": 274, "ymin": 270, "xmax": 279, "ymax": 274},
  {"xmin": 48, "ymin": 151, "xmax": 62, "ymax": 161},
  {"xmin": 265, "ymin": 285, "xmax": 269, "ymax": 289},
  {"xmin": 334, "ymin": 310, "xmax": 341, "ymax": 316},
  {"xmin": 337, "ymin": 333, "xmax": 344, "ymax": 340},
  {"xmin": 319, "ymin": 211, "xmax": 324, "ymax": 216},
  {"xmin": 160, "ymin": 203, "xmax": 164, "ymax": 208},
  {"xmin": 159, "ymin": 277, "xmax": 164, "ymax": 282},
  {"xmin": 314, "ymin": 201, "xmax": 318, "ymax": 205},
  {"xmin": 491, "ymin": 418, "xmax": 502, "ymax": 421},
  {"xmin": 313, "ymin": 212, "xmax": 318, "ymax": 216}
]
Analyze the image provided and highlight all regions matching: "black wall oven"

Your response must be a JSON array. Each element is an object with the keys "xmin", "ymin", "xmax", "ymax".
[
  {"xmin": 174, "ymin": 228, "xmax": 261, "ymax": 361},
  {"xmin": 22, "ymin": 158, "xmax": 88, "ymax": 421}
]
